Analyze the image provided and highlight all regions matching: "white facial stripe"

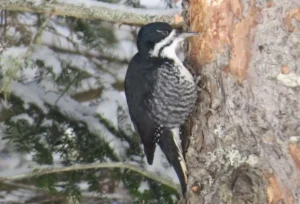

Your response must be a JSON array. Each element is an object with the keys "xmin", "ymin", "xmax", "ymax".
[
  {"xmin": 150, "ymin": 30, "xmax": 176, "ymax": 57},
  {"xmin": 150, "ymin": 29, "xmax": 194, "ymax": 83},
  {"xmin": 160, "ymin": 37, "xmax": 182, "ymax": 65}
]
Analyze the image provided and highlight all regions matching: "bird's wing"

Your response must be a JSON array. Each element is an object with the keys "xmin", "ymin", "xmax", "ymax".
[
  {"xmin": 131, "ymin": 113, "xmax": 158, "ymax": 165},
  {"xmin": 124, "ymin": 55, "xmax": 159, "ymax": 165}
]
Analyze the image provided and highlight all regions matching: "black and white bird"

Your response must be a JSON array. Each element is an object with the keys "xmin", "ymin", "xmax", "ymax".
[{"xmin": 124, "ymin": 22, "xmax": 198, "ymax": 195}]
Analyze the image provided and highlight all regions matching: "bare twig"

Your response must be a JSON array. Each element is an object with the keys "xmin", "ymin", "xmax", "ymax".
[
  {"xmin": 47, "ymin": 44, "xmax": 129, "ymax": 64},
  {"xmin": 55, "ymin": 72, "xmax": 81, "ymax": 105},
  {"xmin": 25, "ymin": 13, "xmax": 53, "ymax": 57},
  {"xmin": 0, "ymin": 162, "xmax": 180, "ymax": 193},
  {"xmin": 0, "ymin": 1, "xmax": 182, "ymax": 28}
]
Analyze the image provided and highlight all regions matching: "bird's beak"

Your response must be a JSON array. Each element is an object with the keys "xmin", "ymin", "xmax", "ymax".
[{"xmin": 176, "ymin": 31, "xmax": 199, "ymax": 39}]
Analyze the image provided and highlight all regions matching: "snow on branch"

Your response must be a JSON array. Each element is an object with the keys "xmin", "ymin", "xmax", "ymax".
[
  {"xmin": 0, "ymin": 162, "xmax": 180, "ymax": 193},
  {"xmin": 0, "ymin": 0, "xmax": 183, "ymax": 27},
  {"xmin": 10, "ymin": 82, "xmax": 127, "ymax": 158}
]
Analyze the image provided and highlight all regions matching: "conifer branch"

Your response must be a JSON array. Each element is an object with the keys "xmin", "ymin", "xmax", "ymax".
[
  {"xmin": 0, "ymin": 0, "xmax": 183, "ymax": 27},
  {"xmin": 0, "ymin": 162, "xmax": 180, "ymax": 193},
  {"xmin": 25, "ymin": 12, "xmax": 53, "ymax": 57}
]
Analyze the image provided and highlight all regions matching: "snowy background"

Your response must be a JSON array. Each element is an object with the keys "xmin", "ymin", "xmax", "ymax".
[{"xmin": 0, "ymin": 0, "xmax": 185, "ymax": 203}]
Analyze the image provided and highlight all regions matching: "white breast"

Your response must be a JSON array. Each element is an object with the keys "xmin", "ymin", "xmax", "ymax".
[
  {"xmin": 160, "ymin": 43, "xmax": 194, "ymax": 84},
  {"xmin": 178, "ymin": 64, "xmax": 194, "ymax": 83}
]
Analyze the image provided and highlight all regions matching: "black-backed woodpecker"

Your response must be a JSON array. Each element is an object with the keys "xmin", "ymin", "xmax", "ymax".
[{"xmin": 124, "ymin": 22, "xmax": 198, "ymax": 195}]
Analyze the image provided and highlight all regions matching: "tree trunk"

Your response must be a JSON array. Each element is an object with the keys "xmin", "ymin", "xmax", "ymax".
[{"xmin": 183, "ymin": 0, "xmax": 300, "ymax": 203}]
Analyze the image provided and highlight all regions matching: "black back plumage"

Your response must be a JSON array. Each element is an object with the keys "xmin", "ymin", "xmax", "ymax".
[
  {"xmin": 125, "ymin": 53, "xmax": 162, "ymax": 164},
  {"xmin": 124, "ymin": 22, "xmax": 197, "ymax": 195}
]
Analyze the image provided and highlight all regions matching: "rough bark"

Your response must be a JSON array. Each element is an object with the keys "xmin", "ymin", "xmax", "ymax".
[{"xmin": 184, "ymin": 0, "xmax": 300, "ymax": 203}]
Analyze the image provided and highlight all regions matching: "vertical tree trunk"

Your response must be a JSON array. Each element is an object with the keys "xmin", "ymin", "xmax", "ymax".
[{"xmin": 183, "ymin": 0, "xmax": 300, "ymax": 203}]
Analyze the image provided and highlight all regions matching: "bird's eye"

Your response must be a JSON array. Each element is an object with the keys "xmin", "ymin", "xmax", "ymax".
[{"xmin": 157, "ymin": 30, "xmax": 169, "ymax": 36}]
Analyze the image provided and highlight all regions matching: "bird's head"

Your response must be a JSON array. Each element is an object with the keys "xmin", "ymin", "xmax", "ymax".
[{"xmin": 136, "ymin": 22, "xmax": 198, "ymax": 59}]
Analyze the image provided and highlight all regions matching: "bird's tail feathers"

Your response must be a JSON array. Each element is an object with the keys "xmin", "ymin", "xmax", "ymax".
[{"xmin": 158, "ymin": 128, "xmax": 187, "ymax": 195}]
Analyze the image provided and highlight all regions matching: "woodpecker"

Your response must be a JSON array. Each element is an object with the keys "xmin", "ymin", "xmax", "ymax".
[{"xmin": 124, "ymin": 22, "xmax": 198, "ymax": 195}]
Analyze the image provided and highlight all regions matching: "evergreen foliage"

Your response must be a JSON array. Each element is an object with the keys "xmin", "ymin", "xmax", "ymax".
[{"xmin": 0, "ymin": 0, "xmax": 179, "ymax": 203}]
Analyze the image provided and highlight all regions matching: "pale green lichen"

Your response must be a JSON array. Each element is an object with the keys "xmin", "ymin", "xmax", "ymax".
[
  {"xmin": 290, "ymin": 136, "xmax": 300, "ymax": 143},
  {"xmin": 277, "ymin": 72, "xmax": 300, "ymax": 87},
  {"xmin": 213, "ymin": 124, "xmax": 223, "ymax": 136},
  {"xmin": 0, "ymin": 47, "xmax": 34, "ymax": 99},
  {"xmin": 246, "ymin": 154, "xmax": 260, "ymax": 167},
  {"xmin": 0, "ymin": 55, "xmax": 23, "ymax": 99},
  {"xmin": 205, "ymin": 145, "xmax": 247, "ymax": 168}
]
